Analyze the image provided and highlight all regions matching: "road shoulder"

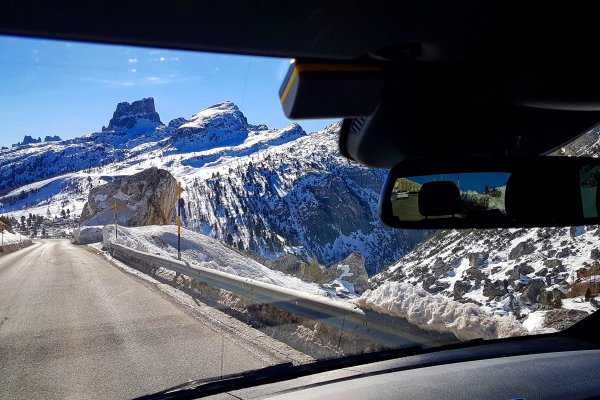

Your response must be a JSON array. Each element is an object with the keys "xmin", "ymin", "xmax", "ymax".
[{"xmin": 82, "ymin": 242, "xmax": 314, "ymax": 366}]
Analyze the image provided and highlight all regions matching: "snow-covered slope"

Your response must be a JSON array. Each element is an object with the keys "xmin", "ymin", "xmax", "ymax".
[
  {"xmin": 0, "ymin": 98, "xmax": 427, "ymax": 273},
  {"xmin": 370, "ymin": 221, "xmax": 600, "ymax": 334},
  {"xmin": 105, "ymin": 225, "xmax": 328, "ymax": 296},
  {"xmin": 0, "ymin": 230, "xmax": 27, "ymax": 245}
]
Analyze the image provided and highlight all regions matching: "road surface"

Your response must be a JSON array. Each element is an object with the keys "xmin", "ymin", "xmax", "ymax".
[{"xmin": 0, "ymin": 240, "xmax": 283, "ymax": 399}]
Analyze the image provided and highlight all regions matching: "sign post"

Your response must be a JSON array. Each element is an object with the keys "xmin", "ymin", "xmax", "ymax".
[
  {"xmin": 177, "ymin": 182, "xmax": 182, "ymax": 260},
  {"xmin": 114, "ymin": 202, "xmax": 118, "ymax": 241}
]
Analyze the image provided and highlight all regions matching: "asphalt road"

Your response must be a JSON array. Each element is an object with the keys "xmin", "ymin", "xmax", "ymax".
[{"xmin": 0, "ymin": 240, "xmax": 280, "ymax": 399}]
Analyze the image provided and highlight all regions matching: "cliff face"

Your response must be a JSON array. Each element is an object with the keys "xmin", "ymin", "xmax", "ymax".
[
  {"xmin": 105, "ymin": 97, "xmax": 163, "ymax": 132},
  {"xmin": 80, "ymin": 167, "xmax": 178, "ymax": 227}
]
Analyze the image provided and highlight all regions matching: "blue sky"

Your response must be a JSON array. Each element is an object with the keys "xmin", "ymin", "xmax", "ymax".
[{"xmin": 0, "ymin": 35, "xmax": 336, "ymax": 147}]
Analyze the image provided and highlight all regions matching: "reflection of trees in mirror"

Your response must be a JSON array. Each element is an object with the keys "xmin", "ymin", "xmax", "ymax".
[
  {"xmin": 459, "ymin": 188, "xmax": 506, "ymax": 214},
  {"xmin": 393, "ymin": 178, "xmax": 422, "ymax": 192},
  {"xmin": 461, "ymin": 191, "xmax": 491, "ymax": 211}
]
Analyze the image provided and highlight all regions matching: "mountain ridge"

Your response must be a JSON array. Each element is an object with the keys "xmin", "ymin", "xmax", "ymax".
[{"xmin": 0, "ymin": 97, "xmax": 426, "ymax": 273}]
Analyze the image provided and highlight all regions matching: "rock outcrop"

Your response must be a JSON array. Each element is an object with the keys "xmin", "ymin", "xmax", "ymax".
[
  {"xmin": 326, "ymin": 252, "xmax": 371, "ymax": 294},
  {"xmin": 80, "ymin": 167, "xmax": 178, "ymax": 227},
  {"xmin": 12, "ymin": 135, "xmax": 42, "ymax": 147},
  {"xmin": 104, "ymin": 97, "xmax": 163, "ymax": 132}
]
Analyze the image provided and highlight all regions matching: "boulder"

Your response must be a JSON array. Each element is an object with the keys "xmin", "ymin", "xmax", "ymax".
[
  {"xmin": 543, "ymin": 259, "xmax": 563, "ymax": 269},
  {"xmin": 80, "ymin": 167, "xmax": 178, "ymax": 227},
  {"xmin": 483, "ymin": 279, "xmax": 508, "ymax": 299},
  {"xmin": 506, "ymin": 263, "xmax": 535, "ymax": 280},
  {"xmin": 423, "ymin": 275, "xmax": 436, "ymax": 289},
  {"xmin": 467, "ymin": 252, "xmax": 488, "ymax": 268},
  {"xmin": 490, "ymin": 266, "xmax": 503, "ymax": 274},
  {"xmin": 591, "ymin": 248, "xmax": 600, "ymax": 260},
  {"xmin": 328, "ymin": 252, "xmax": 370, "ymax": 294},
  {"xmin": 432, "ymin": 257, "xmax": 451, "ymax": 277},
  {"xmin": 73, "ymin": 226, "xmax": 104, "ymax": 244},
  {"xmin": 520, "ymin": 279, "xmax": 546, "ymax": 305},
  {"xmin": 556, "ymin": 247, "xmax": 570, "ymax": 258},
  {"xmin": 465, "ymin": 266, "xmax": 487, "ymax": 282},
  {"xmin": 453, "ymin": 280, "xmax": 472, "ymax": 300},
  {"xmin": 423, "ymin": 275, "xmax": 450, "ymax": 294},
  {"xmin": 508, "ymin": 241, "xmax": 536, "ymax": 260}
]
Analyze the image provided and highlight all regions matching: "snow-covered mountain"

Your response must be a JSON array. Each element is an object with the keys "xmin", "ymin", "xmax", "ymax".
[{"xmin": 0, "ymin": 98, "xmax": 428, "ymax": 273}]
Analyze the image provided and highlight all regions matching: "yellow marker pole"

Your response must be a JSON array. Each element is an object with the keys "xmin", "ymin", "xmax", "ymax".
[
  {"xmin": 114, "ymin": 202, "xmax": 118, "ymax": 241},
  {"xmin": 178, "ymin": 182, "xmax": 182, "ymax": 260}
]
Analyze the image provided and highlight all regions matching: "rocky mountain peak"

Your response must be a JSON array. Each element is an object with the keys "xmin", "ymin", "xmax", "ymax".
[
  {"xmin": 183, "ymin": 100, "xmax": 248, "ymax": 129},
  {"xmin": 170, "ymin": 101, "xmax": 250, "ymax": 150},
  {"xmin": 104, "ymin": 97, "xmax": 163, "ymax": 132},
  {"xmin": 12, "ymin": 135, "xmax": 42, "ymax": 147},
  {"xmin": 167, "ymin": 117, "xmax": 188, "ymax": 130},
  {"xmin": 279, "ymin": 122, "xmax": 306, "ymax": 137}
]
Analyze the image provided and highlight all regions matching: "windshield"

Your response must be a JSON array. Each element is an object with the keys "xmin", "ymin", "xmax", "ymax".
[{"xmin": 0, "ymin": 36, "xmax": 598, "ymax": 399}]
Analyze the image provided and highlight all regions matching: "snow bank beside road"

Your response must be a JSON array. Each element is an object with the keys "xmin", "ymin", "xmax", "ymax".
[
  {"xmin": 103, "ymin": 225, "xmax": 328, "ymax": 296},
  {"xmin": 355, "ymin": 282, "xmax": 527, "ymax": 341},
  {"xmin": 1, "ymin": 230, "xmax": 26, "ymax": 245},
  {"xmin": 0, "ymin": 231, "xmax": 32, "ymax": 256}
]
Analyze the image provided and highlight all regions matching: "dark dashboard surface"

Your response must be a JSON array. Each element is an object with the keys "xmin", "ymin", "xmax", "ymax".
[
  {"xmin": 201, "ymin": 336, "xmax": 600, "ymax": 399},
  {"xmin": 267, "ymin": 350, "xmax": 600, "ymax": 400}
]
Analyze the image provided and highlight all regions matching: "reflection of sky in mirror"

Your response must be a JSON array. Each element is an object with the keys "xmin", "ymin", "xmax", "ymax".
[{"xmin": 407, "ymin": 172, "xmax": 510, "ymax": 193}]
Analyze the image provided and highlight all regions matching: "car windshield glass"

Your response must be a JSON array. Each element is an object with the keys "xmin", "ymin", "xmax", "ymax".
[{"xmin": 0, "ymin": 36, "xmax": 598, "ymax": 398}]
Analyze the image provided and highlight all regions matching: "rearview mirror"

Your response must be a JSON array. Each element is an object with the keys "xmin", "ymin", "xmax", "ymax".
[{"xmin": 380, "ymin": 157, "xmax": 600, "ymax": 229}]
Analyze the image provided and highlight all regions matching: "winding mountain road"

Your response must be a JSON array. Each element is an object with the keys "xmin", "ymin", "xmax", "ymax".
[{"xmin": 0, "ymin": 240, "xmax": 284, "ymax": 399}]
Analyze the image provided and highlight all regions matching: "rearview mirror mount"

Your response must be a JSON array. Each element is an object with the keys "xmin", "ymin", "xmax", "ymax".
[{"xmin": 380, "ymin": 157, "xmax": 600, "ymax": 229}]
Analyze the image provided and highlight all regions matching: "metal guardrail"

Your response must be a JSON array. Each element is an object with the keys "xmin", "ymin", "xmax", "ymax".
[{"xmin": 109, "ymin": 242, "xmax": 454, "ymax": 348}]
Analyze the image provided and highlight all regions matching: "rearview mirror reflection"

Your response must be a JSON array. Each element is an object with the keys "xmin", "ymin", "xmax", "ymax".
[
  {"xmin": 380, "ymin": 157, "xmax": 600, "ymax": 229},
  {"xmin": 391, "ymin": 173, "xmax": 510, "ymax": 221}
]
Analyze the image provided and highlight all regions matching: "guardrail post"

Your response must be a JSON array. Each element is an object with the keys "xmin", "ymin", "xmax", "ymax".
[
  {"xmin": 114, "ymin": 202, "xmax": 118, "ymax": 241},
  {"xmin": 177, "ymin": 181, "xmax": 182, "ymax": 260}
]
